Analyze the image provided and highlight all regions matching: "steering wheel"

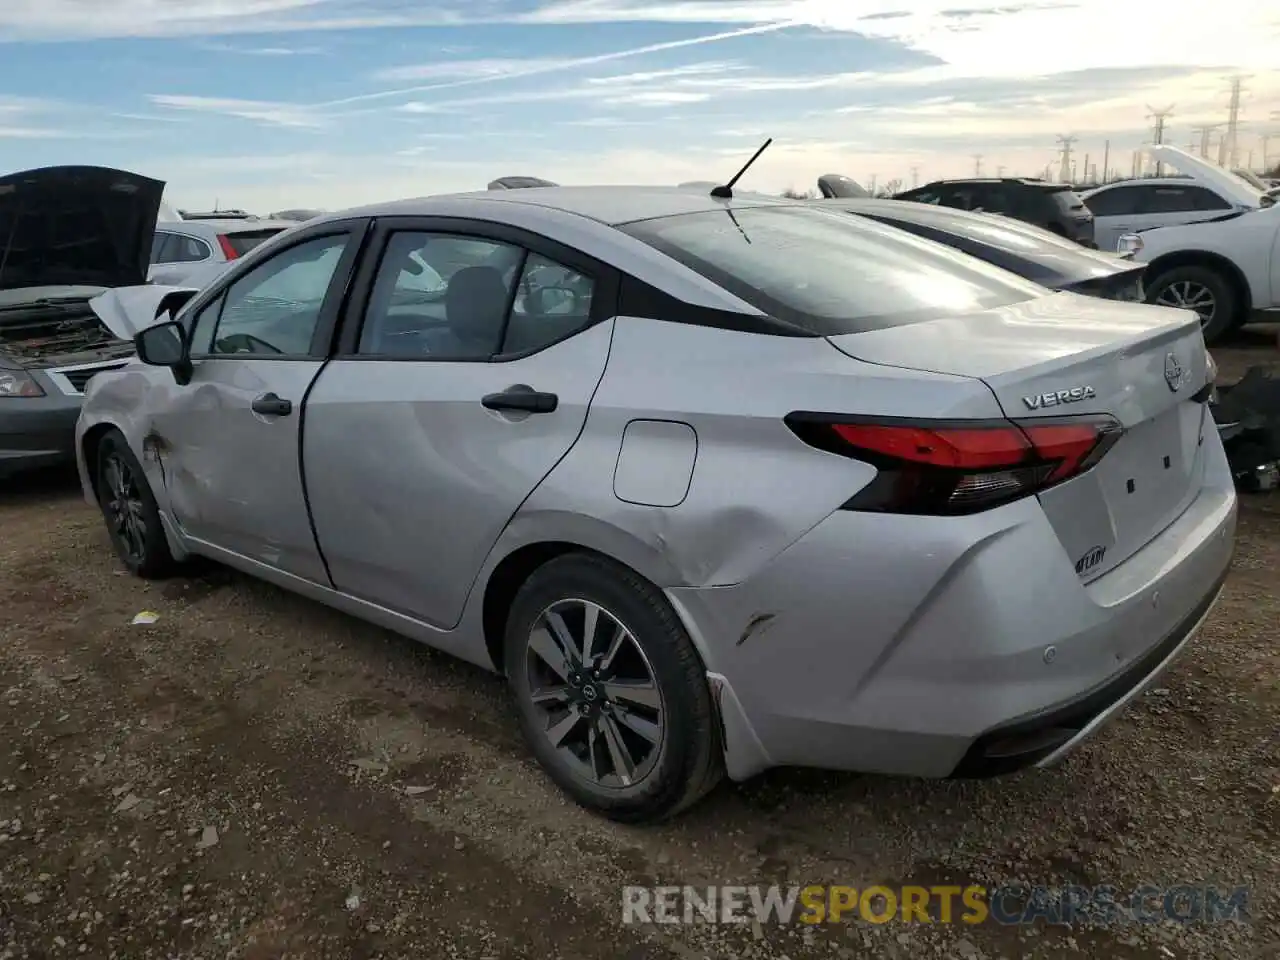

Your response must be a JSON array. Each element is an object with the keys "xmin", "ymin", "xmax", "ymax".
[{"xmin": 216, "ymin": 333, "xmax": 284, "ymax": 355}]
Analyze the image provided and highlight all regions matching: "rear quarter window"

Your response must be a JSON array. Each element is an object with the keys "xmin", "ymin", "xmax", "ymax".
[
  {"xmin": 618, "ymin": 206, "xmax": 1047, "ymax": 336},
  {"xmin": 1048, "ymin": 189, "xmax": 1088, "ymax": 213}
]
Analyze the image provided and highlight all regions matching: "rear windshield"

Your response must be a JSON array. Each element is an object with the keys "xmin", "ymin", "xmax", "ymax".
[
  {"xmin": 1047, "ymin": 189, "xmax": 1087, "ymax": 212},
  {"xmin": 223, "ymin": 229, "xmax": 285, "ymax": 257},
  {"xmin": 617, "ymin": 206, "xmax": 1046, "ymax": 335}
]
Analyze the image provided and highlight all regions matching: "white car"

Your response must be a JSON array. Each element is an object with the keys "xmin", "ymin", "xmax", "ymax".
[
  {"xmin": 1129, "ymin": 197, "xmax": 1280, "ymax": 343},
  {"xmin": 1082, "ymin": 146, "xmax": 1268, "ymax": 254}
]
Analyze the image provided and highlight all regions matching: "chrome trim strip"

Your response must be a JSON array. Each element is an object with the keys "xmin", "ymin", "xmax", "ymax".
[{"xmin": 45, "ymin": 358, "xmax": 133, "ymax": 397}]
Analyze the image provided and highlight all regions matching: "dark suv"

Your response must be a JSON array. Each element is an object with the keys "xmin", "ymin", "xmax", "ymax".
[{"xmin": 893, "ymin": 178, "xmax": 1096, "ymax": 246}]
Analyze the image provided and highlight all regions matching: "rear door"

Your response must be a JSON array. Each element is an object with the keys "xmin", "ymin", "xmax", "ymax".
[
  {"xmin": 301, "ymin": 217, "xmax": 620, "ymax": 630},
  {"xmin": 1084, "ymin": 184, "xmax": 1149, "ymax": 251}
]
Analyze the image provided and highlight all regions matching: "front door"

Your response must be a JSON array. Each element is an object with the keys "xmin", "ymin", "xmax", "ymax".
[
  {"xmin": 302, "ymin": 220, "xmax": 619, "ymax": 629},
  {"xmin": 154, "ymin": 228, "xmax": 363, "ymax": 583}
]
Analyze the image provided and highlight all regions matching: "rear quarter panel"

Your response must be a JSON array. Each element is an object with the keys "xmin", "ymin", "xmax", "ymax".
[{"xmin": 496, "ymin": 317, "xmax": 1006, "ymax": 595}]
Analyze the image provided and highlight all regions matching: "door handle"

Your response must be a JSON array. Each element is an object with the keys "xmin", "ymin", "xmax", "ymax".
[
  {"xmin": 251, "ymin": 392, "xmax": 293, "ymax": 417},
  {"xmin": 481, "ymin": 385, "xmax": 558, "ymax": 414}
]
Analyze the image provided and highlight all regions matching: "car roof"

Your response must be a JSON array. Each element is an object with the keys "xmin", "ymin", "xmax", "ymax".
[
  {"xmin": 313, "ymin": 186, "xmax": 796, "ymax": 229},
  {"xmin": 915, "ymin": 178, "xmax": 1073, "ymax": 190},
  {"xmin": 158, "ymin": 218, "xmax": 297, "ymax": 234},
  {"xmin": 1081, "ymin": 177, "xmax": 1200, "ymax": 195}
]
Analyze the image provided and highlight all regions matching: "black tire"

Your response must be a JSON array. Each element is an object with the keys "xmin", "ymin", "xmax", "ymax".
[
  {"xmin": 95, "ymin": 430, "xmax": 179, "ymax": 579},
  {"xmin": 1145, "ymin": 265, "xmax": 1238, "ymax": 345},
  {"xmin": 504, "ymin": 553, "xmax": 723, "ymax": 823}
]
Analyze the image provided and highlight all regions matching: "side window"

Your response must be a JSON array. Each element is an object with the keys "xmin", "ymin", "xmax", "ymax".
[
  {"xmin": 187, "ymin": 293, "xmax": 226, "ymax": 355},
  {"xmin": 1147, "ymin": 188, "xmax": 1198, "ymax": 214},
  {"xmin": 503, "ymin": 254, "xmax": 596, "ymax": 354},
  {"xmin": 902, "ymin": 189, "xmax": 942, "ymax": 205},
  {"xmin": 150, "ymin": 232, "xmax": 170, "ymax": 264},
  {"xmin": 1083, "ymin": 186, "xmax": 1143, "ymax": 217},
  {"xmin": 977, "ymin": 186, "xmax": 1012, "ymax": 215},
  {"xmin": 357, "ymin": 232, "xmax": 521, "ymax": 359},
  {"xmin": 208, "ymin": 234, "xmax": 349, "ymax": 357},
  {"xmin": 1186, "ymin": 187, "xmax": 1232, "ymax": 211},
  {"xmin": 168, "ymin": 235, "xmax": 211, "ymax": 263}
]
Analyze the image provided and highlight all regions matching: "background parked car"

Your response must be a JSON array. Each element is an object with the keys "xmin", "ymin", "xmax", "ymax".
[
  {"xmin": 892, "ymin": 177, "xmax": 1096, "ymax": 246},
  {"xmin": 148, "ymin": 218, "xmax": 296, "ymax": 285},
  {"xmin": 1130, "ymin": 197, "xmax": 1280, "ymax": 343},
  {"xmin": 1082, "ymin": 146, "xmax": 1268, "ymax": 253},
  {"xmin": 818, "ymin": 197, "xmax": 1144, "ymax": 300},
  {"xmin": 0, "ymin": 165, "xmax": 162, "ymax": 479}
]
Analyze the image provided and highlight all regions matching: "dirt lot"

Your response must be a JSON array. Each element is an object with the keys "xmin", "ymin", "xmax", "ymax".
[{"xmin": 2, "ymin": 334, "xmax": 1278, "ymax": 960}]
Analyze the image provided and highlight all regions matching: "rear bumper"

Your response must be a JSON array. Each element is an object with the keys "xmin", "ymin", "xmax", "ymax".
[
  {"xmin": 668, "ymin": 433, "xmax": 1237, "ymax": 782},
  {"xmin": 0, "ymin": 388, "xmax": 83, "ymax": 479}
]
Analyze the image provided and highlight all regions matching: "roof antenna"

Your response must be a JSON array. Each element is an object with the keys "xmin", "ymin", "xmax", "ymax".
[{"xmin": 711, "ymin": 138, "xmax": 772, "ymax": 199}]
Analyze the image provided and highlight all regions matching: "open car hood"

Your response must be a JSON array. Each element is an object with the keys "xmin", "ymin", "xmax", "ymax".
[
  {"xmin": 0, "ymin": 165, "xmax": 165, "ymax": 292},
  {"xmin": 1146, "ymin": 145, "xmax": 1264, "ymax": 209},
  {"xmin": 89, "ymin": 284, "xmax": 203, "ymax": 340}
]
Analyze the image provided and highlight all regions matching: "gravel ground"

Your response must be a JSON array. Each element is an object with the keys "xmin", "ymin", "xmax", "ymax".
[{"xmin": 1, "ymin": 337, "xmax": 1277, "ymax": 960}]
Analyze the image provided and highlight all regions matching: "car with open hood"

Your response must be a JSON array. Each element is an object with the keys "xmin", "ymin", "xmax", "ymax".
[
  {"xmin": 0, "ymin": 165, "xmax": 164, "ymax": 479},
  {"xmin": 1128, "ymin": 195, "xmax": 1280, "ymax": 343},
  {"xmin": 1082, "ymin": 146, "xmax": 1270, "ymax": 254}
]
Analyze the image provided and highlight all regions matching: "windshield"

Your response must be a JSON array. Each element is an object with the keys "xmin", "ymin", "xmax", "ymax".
[{"xmin": 618, "ymin": 206, "xmax": 1047, "ymax": 335}]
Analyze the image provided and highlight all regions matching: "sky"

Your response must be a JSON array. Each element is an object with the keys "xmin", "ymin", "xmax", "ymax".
[{"xmin": 1, "ymin": 0, "xmax": 1279, "ymax": 212}]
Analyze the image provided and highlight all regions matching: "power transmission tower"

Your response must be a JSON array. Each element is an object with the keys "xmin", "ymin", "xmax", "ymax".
[
  {"xmin": 909, "ymin": 166, "xmax": 920, "ymax": 188},
  {"xmin": 868, "ymin": 174, "xmax": 878, "ymax": 194},
  {"xmin": 1055, "ymin": 135, "xmax": 1077, "ymax": 183},
  {"xmin": 971, "ymin": 154, "xmax": 983, "ymax": 177},
  {"xmin": 1101, "ymin": 140, "xmax": 1110, "ymax": 183},
  {"xmin": 1262, "ymin": 132, "xmax": 1277, "ymax": 171},
  {"xmin": 1192, "ymin": 123, "xmax": 1222, "ymax": 159},
  {"xmin": 1222, "ymin": 75, "xmax": 1247, "ymax": 169},
  {"xmin": 1146, "ymin": 104, "xmax": 1174, "ymax": 175},
  {"xmin": 996, "ymin": 165, "xmax": 1006, "ymax": 177}
]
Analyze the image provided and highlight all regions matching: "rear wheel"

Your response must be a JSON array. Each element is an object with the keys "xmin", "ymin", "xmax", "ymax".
[
  {"xmin": 504, "ymin": 553, "xmax": 723, "ymax": 822},
  {"xmin": 95, "ymin": 430, "xmax": 179, "ymax": 579},
  {"xmin": 1146, "ymin": 265, "xmax": 1238, "ymax": 344}
]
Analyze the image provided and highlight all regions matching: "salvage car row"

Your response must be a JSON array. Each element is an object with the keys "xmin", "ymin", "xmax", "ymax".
[{"xmin": 0, "ymin": 158, "xmax": 1259, "ymax": 822}]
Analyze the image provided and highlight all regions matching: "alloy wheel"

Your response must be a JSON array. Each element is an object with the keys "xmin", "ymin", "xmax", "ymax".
[
  {"xmin": 1155, "ymin": 280, "xmax": 1216, "ymax": 325},
  {"xmin": 523, "ymin": 598, "xmax": 665, "ymax": 788},
  {"xmin": 103, "ymin": 453, "xmax": 148, "ymax": 564}
]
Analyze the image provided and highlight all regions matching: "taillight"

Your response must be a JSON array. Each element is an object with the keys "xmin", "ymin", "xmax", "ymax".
[
  {"xmin": 785, "ymin": 414, "xmax": 1123, "ymax": 515},
  {"xmin": 217, "ymin": 235, "xmax": 240, "ymax": 259}
]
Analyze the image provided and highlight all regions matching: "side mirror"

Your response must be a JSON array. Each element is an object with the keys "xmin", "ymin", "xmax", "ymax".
[{"xmin": 134, "ymin": 320, "xmax": 193, "ymax": 385}]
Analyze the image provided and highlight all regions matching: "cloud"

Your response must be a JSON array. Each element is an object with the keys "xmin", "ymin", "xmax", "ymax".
[
  {"xmin": 147, "ymin": 94, "xmax": 328, "ymax": 128},
  {"xmin": 319, "ymin": 21, "xmax": 797, "ymax": 106},
  {"xmin": 374, "ymin": 57, "xmax": 578, "ymax": 83},
  {"xmin": 197, "ymin": 40, "xmax": 327, "ymax": 55}
]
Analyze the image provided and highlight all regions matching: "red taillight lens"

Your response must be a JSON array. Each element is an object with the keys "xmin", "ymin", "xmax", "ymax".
[
  {"xmin": 217, "ymin": 234, "xmax": 240, "ymax": 260},
  {"xmin": 786, "ymin": 414, "xmax": 1123, "ymax": 515}
]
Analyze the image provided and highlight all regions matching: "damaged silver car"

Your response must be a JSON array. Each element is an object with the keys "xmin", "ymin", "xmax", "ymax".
[{"xmin": 0, "ymin": 165, "xmax": 164, "ymax": 479}]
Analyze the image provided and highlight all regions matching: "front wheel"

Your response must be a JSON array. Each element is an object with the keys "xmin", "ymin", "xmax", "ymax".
[
  {"xmin": 95, "ymin": 430, "xmax": 179, "ymax": 579},
  {"xmin": 1146, "ymin": 265, "xmax": 1238, "ymax": 344},
  {"xmin": 504, "ymin": 554, "xmax": 723, "ymax": 823}
]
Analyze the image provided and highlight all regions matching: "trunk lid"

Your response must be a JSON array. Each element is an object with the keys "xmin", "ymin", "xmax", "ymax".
[
  {"xmin": 827, "ymin": 292, "xmax": 1212, "ymax": 580},
  {"xmin": 0, "ymin": 165, "xmax": 165, "ymax": 291}
]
